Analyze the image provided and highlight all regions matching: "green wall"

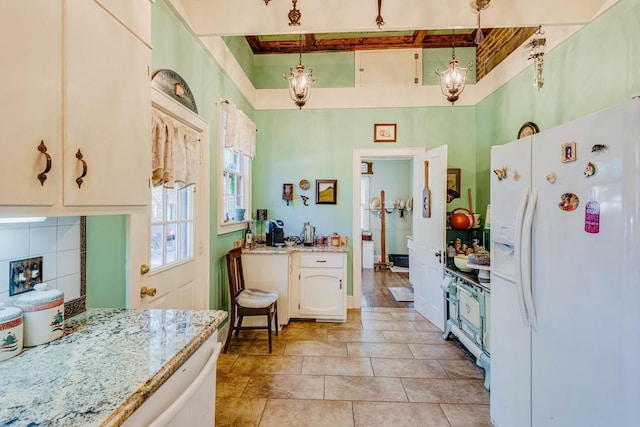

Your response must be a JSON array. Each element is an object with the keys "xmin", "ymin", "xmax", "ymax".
[
  {"xmin": 85, "ymin": 0, "xmax": 640, "ymax": 308},
  {"xmin": 474, "ymin": 0, "xmax": 640, "ymax": 214}
]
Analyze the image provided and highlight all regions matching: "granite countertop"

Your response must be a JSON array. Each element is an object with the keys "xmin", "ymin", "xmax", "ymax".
[
  {"xmin": 244, "ymin": 244, "xmax": 348, "ymax": 254},
  {"xmin": 0, "ymin": 308, "xmax": 227, "ymax": 427}
]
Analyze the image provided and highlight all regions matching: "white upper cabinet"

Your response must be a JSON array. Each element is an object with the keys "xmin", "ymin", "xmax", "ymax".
[
  {"xmin": 0, "ymin": 0, "xmax": 151, "ymax": 216},
  {"xmin": 0, "ymin": 0, "xmax": 61, "ymax": 208}
]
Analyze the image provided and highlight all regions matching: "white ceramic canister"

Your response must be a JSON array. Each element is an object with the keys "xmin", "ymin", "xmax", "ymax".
[
  {"xmin": 0, "ymin": 303, "xmax": 24, "ymax": 361},
  {"xmin": 14, "ymin": 283, "xmax": 64, "ymax": 347}
]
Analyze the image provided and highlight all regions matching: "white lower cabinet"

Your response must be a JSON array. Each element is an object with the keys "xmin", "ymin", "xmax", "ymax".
[{"xmin": 297, "ymin": 253, "xmax": 347, "ymax": 321}]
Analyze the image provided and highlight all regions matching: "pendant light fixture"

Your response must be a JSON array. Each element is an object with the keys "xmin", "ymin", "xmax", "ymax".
[
  {"xmin": 376, "ymin": 0, "xmax": 385, "ymax": 29},
  {"xmin": 525, "ymin": 26, "xmax": 546, "ymax": 90},
  {"xmin": 474, "ymin": 0, "xmax": 491, "ymax": 45},
  {"xmin": 435, "ymin": 29, "xmax": 472, "ymax": 105},
  {"xmin": 288, "ymin": 0, "xmax": 301, "ymax": 26},
  {"xmin": 284, "ymin": 34, "xmax": 315, "ymax": 109}
]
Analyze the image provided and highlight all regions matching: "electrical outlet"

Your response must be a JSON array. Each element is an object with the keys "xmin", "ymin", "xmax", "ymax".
[{"xmin": 9, "ymin": 256, "xmax": 43, "ymax": 296}]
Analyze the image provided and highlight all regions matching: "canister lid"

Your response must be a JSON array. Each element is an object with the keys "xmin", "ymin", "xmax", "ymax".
[
  {"xmin": 14, "ymin": 283, "xmax": 64, "ymax": 309},
  {"xmin": 0, "ymin": 303, "xmax": 23, "ymax": 324}
]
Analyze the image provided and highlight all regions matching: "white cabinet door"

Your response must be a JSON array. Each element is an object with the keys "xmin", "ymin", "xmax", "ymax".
[
  {"xmin": 299, "ymin": 268, "xmax": 345, "ymax": 319},
  {"xmin": 0, "ymin": 0, "xmax": 60, "ymax": 207},
  {"xmin": 64, "ymin": 0, "xmax": 150, "ymax": 207}
]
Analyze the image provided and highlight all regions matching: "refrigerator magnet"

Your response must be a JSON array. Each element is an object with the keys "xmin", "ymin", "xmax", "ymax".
[
  {"xmin": 559, "ymin": 193, "xmax": 579, "ymax": 211},
  {"xmin": 546, "ymin": 172, "xmax": 557, "ymax": 184},
  {"xmin": 584, "ymin": 162, "xmax": 596, "ymax": 177},
  {"xmin": 562, "ymin": 142, "xmax": 577, "ymax": 163},
  {"xmin": 493, "ymin": 167, "xmax": 507, "ymax": 181},
  {"xmin": 513, "ymin": 169, "xmax": 521, "ymax": 181}
]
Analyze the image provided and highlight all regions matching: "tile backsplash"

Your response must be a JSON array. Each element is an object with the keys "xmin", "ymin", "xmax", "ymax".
[{"xmin": 0, "ymin": 217, "xmax": 81, "ymax": 306}]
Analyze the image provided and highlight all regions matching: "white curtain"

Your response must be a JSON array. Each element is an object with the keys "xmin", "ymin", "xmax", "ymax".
[
  {"xmin": 224, "ymin": 102, "xmax": 256, "ymax": 158},
  {"xmin": 151, "ymin": 109, "xmax": 200, "ymax": 188}
]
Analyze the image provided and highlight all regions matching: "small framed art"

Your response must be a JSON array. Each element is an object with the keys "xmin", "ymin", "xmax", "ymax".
[
  {"xmin": 316, "ymin": 179, "xmax": 337, "ymax": 204},
  {"xmin": 374, "ymin": 123, "xmax": 397, "ymax": 142}
]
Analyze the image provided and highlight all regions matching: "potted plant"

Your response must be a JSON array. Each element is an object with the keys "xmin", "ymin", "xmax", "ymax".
[{"xmin": 234, "ymin": 207, "xmax": 246, "ymax": 221}]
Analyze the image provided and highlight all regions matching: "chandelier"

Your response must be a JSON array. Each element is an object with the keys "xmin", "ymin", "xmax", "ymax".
[
  {"xmin": 435, "ymin": 31, "xmax": 472, "ymax": 105},
  {"xmin": 284, "ymin": 34, "xmax": 315, "ymax": 109},
  {"xmin": 525, "ymin": 26, "xmax": 546, "ymax": 90}
]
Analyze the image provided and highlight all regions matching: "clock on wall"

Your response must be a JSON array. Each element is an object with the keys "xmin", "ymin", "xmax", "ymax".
[{"xmin": 518, "ymin": 121, "xmax": 540, "ymax": 139}]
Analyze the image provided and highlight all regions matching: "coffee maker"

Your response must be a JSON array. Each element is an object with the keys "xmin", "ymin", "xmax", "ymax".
[{"xmin": 266, "ymin": 220, "xmax": 285, "ymax": 247}]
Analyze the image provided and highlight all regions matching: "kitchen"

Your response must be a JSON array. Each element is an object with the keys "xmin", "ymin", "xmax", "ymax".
[{"xmin": 2, "ymin": 0, "xmax": 640, "ymax": 425}]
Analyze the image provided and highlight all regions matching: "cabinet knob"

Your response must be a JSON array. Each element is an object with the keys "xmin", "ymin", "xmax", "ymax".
[{"xmin": 140, "ymin": 286, "xmax": 157, "ymax": 298}]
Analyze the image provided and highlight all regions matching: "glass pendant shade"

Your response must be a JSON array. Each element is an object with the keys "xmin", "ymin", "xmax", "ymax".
[
  {"xmin": 435, "ymin": 56, "xmax": 471, "ymax": 104},
  {"xmin": 284, "ymin": 36, "xmax": 315, "ymax": 109}
]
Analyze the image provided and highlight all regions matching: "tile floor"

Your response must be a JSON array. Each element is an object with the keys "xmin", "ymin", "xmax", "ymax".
[{"xmin": 216, "ymin": 307, "xmax": 491, "ymax": 426}]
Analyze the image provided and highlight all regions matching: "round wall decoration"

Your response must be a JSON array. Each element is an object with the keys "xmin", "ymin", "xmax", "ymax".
[
  {"xmin": 299, "ymin": 179, "xmax": 310, "ymax": 190},
  {"xmin": 518, "ymin": 121, "xmax": 540, "ymax": 139}
]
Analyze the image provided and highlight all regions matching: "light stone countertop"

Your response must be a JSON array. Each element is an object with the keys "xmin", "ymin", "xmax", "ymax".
[
  {"xmin": 0, "ymin": 308, "xmax": 227, "ymax": 427},
  {"xmin": 244, "ymin": 244, "xmax": 348, "ymax": 254}
]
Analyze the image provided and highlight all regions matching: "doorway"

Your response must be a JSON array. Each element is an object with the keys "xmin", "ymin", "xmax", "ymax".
[
  {"xmin": 360, "ymin": 158, "xmax": 413, "ymax": 308},
  {"xmin": 351, "ymin": 148, "xmax": 425, "ymax": 309}
]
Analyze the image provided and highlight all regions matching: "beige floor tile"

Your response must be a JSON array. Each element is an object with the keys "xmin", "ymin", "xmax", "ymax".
[
  {"xmin": 412, "ymin": 319, "xmax": 442, "ymax": 331},
  {"xmin": 348, "ymin": 342, "xmax": 414, "ymax": 358},
  {"xmin": 285, "ymin": 320, "xmax": 315, "ymax": 329},
  {"xmin": 382, "ymin": 331, "xmax": 445, "ymax": 344},
  {"xmin": 353, "ymin": 401, "xmax": 451, "ymax": 427},
  {"xmin": 440, "ymin": 404, "xmax": 493, "ymax": 426},
  {"xmin": 327, "ymin": 329, "xmax": 386, "ymax": 343},
  {"xmin": 360, "ymin": 311, "xmax": 394, "ymax": 320},
  {"xmin": 232, "ymin": 355, "xmax": 304, "ymax": 375},
  {"xmin": 439, "ymin": 359, "xmax": 486, "ymax": 379},
  {"xmin": 408, "ymin": 343, "xmax": 468, "ymax": 360},
  {"xmin": 388, "ymin": 311, "xmax": 428, "ymax": 321},
  {"xmin": 277, "ymin": 327, "xmax": 328, "ymax": 341},
  {"xmin": 216, "ymin": 372, "xmax": 250, "ymax": 398},
  {"xmin": 302, "ymin": 356, "xmax": 374, "ymax": 376},
  {"xmin": 402, "ymin": 378, "xmax": 490, "ymax": 404},
  {"xmin": 215, "ymin": 397, "xmax": 266, "ymax": 427},
  {"xmin": 315, "ymin": 319, "xmax": 364, "ymax": 330},
  {"xmin": 284, "ymin": 340, "xmax": 348, "ymax": 357},
  {"xmin": 361, "ymin": 320, "xmax": 417, "ymax": 331},
  {"xmin": 371, "ymin": 358, "xmax": 448, "ymax": 378},
  {"xmin": 217, "ymin": 353, "xmax": 239, "ymax": 374},
  {"xmin": 325, "ymin": 376, "xmax": 408, "ymax": 402},
  {"xmin": 223, "ymin": 338, "xmax": 287, "ymax": 355},
  {"xmin": 259, "ymin": 399, "xmax": 354, "ymax": 427},
  {"xmin": 372, "ymin": 307, "xmax": 415, "ymax": 313},
  {"xmin": 242, "ymin": 374, "xmax": 325, "ymax": 399}
]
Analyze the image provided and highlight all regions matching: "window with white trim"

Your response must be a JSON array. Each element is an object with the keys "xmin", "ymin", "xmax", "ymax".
[
  {"xmin": 218, "ymin": 101, "xmax": 253, "ymax": 234},
  {"xmin": 151, "ymin": 185, "xmax": 194, "ymax": 269}
]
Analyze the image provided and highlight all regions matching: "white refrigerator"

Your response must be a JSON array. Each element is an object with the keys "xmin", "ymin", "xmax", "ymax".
[{"xmin": 490, "ymin": 99, "xmax": 640, "ymax": 427}]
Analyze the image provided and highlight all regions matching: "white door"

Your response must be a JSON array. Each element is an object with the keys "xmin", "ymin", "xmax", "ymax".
[
  {"xmin": 128, "ymin": 90, "xmax": 210, "ymax": 310},
  {"xmin": 412, "ymin": 145, "xmax": 447, "ymax": 331}
]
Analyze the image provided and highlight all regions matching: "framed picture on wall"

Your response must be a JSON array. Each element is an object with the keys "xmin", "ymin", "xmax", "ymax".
[
  {"xmin": 316, "ymin": 179, "xmax": 337, "ymax": 204},
  {"xmin": 374, "ymin": 124, "xmax": 397, "ymax": 142},
  {"xmin": 447, "ymin": 168, "xmax": 461, "ymax": 192}
]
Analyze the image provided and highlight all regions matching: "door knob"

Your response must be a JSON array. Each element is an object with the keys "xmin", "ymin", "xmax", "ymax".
[
  {"xmin": 140, "ymin": 286, "xmax": 156, "ymax": 298},
  {"xmin": 435, "ymin": 251, "xmax": 442, "ymax": 263},
  {"xmin": 140, "ymin": 264, "xmax": 150, "ymax": 275}
]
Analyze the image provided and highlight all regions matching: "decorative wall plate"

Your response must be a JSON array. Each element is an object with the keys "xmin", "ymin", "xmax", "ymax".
[
  {"xmin": 518, "ymin": 121, "xmax": 540, "ymax": 139},
  {"xmin": 299, "ymin": 179, "xmax": 310, "ymax": 190}
]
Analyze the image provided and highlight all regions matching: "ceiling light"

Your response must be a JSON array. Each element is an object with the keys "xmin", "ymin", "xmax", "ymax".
[
  {"xmin": 473, "ymin": 0, "xmax": 490, "ymax": 44},
  {"xmin": 525, "ymin": 26, "xmax": 546, "ymax": 90},
  {"xmin": 284, "ymin": 34, "xmax": 315, "ymax": 109},
  {"xmin": 0, "ymin": 217, "xmax": 47, "ymax": 224},
  {"xmin": 288, "ymin": 0, "xmax": 301, "ymax": 26},
  {"xmin": 263, "ymin": 0, "xmax": 270, "ymax": 5},
  {"xmin": 435, "ymin": 30, "xmax": 472, "ymax": 105},
  {"xmin": 376, "ymin": 0, "xmax": 385, "ymax": 29}
]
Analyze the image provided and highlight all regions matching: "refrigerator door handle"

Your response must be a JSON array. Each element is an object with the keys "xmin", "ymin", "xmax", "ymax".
[
  {"xmin": 514, "ymin": 188, "xmax": 530, "ymax": 327},
  {"xmin": 522, "ymin": 187, "xmax": 539, "ymax": 332}
]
